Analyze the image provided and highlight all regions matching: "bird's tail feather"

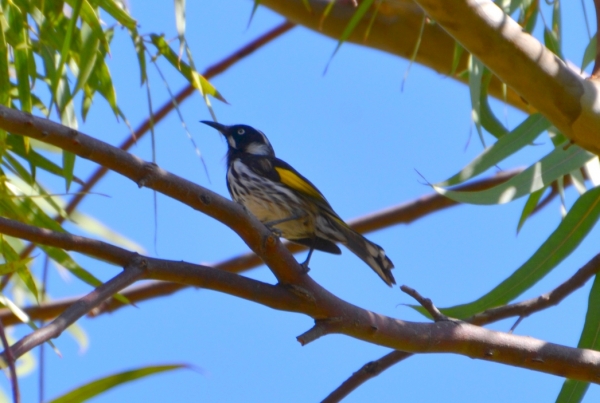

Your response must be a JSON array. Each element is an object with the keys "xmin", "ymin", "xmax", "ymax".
[{"xmin": 338, "ymin": 226, "xmax": 396, "ymax": 286}]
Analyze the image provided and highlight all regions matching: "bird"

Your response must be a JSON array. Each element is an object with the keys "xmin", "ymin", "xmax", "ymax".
[{"xmin": 201, "ymin": 121, "xmax": 396, "ymax": 286}]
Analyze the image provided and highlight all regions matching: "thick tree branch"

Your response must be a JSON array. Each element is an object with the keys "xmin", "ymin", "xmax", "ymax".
[
  {"xmin": 0, "ymin": 217, "xmax": 305, "ymax": 315},
  {"xmin": 2, "ymin": 108, "xmax": 600, "ymax": 383},
  {"xmin": 0, "ymin": 168, "xmax": 523, "ymax": 325},
  {"xmin": 258, "ymin": 0, "xmax": 531, "ymax": 112},
  {"xmin": 411, "ymin": 0, "xmax": 600, "ymax": 155},
  {"xmin": 323, "ymin": 252, "xmax": 600, "ymax": 402}
]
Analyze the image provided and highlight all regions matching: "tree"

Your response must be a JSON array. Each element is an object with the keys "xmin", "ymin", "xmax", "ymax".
[{"xmin": 0, "ymin": 0, "xmax": 598, "ymax": 402}]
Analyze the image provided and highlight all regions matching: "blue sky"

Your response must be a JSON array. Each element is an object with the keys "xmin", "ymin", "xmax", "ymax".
[{"xmin": 6, "ymin": 1, "xmax": 600, "ymax": 402}]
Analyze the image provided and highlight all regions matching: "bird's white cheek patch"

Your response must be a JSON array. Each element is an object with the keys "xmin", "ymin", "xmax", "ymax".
[{"xmin": 227, "ymin": 136, "xmax": 236, "ymax": 148}]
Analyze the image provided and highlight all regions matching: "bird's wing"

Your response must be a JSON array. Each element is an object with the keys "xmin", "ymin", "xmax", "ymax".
[{"xmin": 272, "ymin": 158, "xmax": 344, "ymax": 221}]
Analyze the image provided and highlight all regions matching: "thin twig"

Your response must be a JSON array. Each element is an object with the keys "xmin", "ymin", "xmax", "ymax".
[
  {"xmin": 400, "ymin": 285, "xmax": 448, "ymax": 322},
  {"xmin": 321, "ymin": 351, "xmax": 412, "ymax": 403},
  {"xmin": 0, "ymin": 319, "xmax": 20, "ymax": 403},
  {"xmin": 2, "ymin": 259, "xmax": 147, "ymax": 364},
  {"xmin": 38, "ymin": 256, "xmax": 49, "ymax": 403}
]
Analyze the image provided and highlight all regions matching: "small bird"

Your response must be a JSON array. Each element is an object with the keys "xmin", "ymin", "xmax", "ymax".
[{"xmin": 201, "ymin": 121, "xmax": 395, "ymax": 286}]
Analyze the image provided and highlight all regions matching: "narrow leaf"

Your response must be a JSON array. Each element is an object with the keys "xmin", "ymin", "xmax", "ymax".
[
  {"xmin": 438, "ymin": 185, "xmax": 600, "ymax": 319},
  {"xmin": 436, "ymin": 113, "xmax": 550, "ymax": 187},
  {"xmin": 326, "ymin": 0, "xmax": 374, "ymax": 68},
  {"xmin": 469, "ymin": 55, "xmax": 485, "ymax": 145},
  {"xmin": 581, "ymin": 34, "xmax": 597, "ymax": 72},
  {"xmin": 63, "ymin": 150, "xmax": 76, "ymax": 192},
  {"xmin": 434, "ymin": 144, "xmax": 595, "ymax": 205},
  {"xmin": 150, "ymin": 35, "xmax": 226, "ymax": 102},
  {"xmin": 516, "ymin": 186, "xmax": 546, "ymax": 233},
  {"xmin": 73, "ymin": 23, "xmax": 100, "ymax": 96},
  {"xmin": 48, "ymin": 364, "xmax": 188, "ymax": 403},
  {"xmin": 9, "ymin": 4, "xmax": 32, "ymax": 113},
  {"xmin": 96, "ymin": 0, "xmax": 137, "ymax": 29}
]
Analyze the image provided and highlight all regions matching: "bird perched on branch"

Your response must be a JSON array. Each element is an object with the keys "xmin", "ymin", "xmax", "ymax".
[{"xmin": 201, "ymin": 121, "xmax": 395, "ymax": 286}]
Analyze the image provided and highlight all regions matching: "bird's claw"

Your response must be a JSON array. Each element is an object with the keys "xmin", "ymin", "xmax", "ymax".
[
  {"xmin": 266, "ymin": 226, "xmax": 283, "ymax": 237},
  {"xmin": 300, "ymin": 261, "xmax": 311, "ymax": 274}
]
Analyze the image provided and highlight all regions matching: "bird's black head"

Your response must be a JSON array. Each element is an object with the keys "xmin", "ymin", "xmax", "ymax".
[{"xmin": 201, "ymin": 121, "xmax": 274, "ymax": 157}]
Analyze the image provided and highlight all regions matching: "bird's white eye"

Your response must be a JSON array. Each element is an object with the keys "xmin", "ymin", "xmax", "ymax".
[{"xmin": 237, "ymin": 128, "xmax": 245, "ymax": 135}]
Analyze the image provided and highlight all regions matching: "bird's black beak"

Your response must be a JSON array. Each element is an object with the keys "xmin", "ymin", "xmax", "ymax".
[{"xmin": 201, "ymin": 120, "xmax": 228, "ymax": 134}]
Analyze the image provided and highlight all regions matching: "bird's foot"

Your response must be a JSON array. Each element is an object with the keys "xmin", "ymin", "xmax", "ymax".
[
  {"xmin": 299, "ymin": 260, "xmax": 311, "ymax": 274},
  {"xmin": 266, "ymin": 225, "xmax": 283, "ymax": 237}
]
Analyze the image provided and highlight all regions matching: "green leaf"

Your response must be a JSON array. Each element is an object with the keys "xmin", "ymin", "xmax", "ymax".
[
  {"xmin": 248, "ymin": 0, "xmax": 261, "ymax": 27},
  {"xmin": 319, "ymin": 0, "xmax": 337, "ymax": 30},
  {"xmin": 70, "ymin": 211, "xmax": 146, "ymax": 253},
  {"xmin": 437, "ymin": 114, "xmax": 550, "ymax": 188},
  {"xmin": 67, "ymin": 0, "xmax": 109, "ymax": 53},
  {"xmin": 95, "ymin": 0, "xmax": 137, "ymax": 29},
  {"xmin": 520, "ymin": 0, "xmax": 538, "ymax": 33},
  {"xmin": 479, "ymin": 70, "xmax": 509, "ymax": 139},
  {"xmin": 63, "ymin": 150, "xmax": 76, "ymax": 192},
  {"xmin": 16, "ymin": 266, "xmax": 39, "ymax": 303},
  {"xmin": 469, "ymin": 55, "xmax": 485, "ymax": 145},
  {"xmin": 0, "ymin": 237, "xmax": 36, "ymax": 306},
  {"xmin": 48, "ymin": 364, "xmax": 189, "ymax": 403},
  {"xmin": 43, "ymin": 246, "xmax": 105, "ymax": 288},
  {"xmin": 6, "ymin": 135, "xmax": 81, "ymax": 183},
  {"xmin": 581, "ymin": 34, "xmax": 596, "ymax": 72},
  {"xmin": 555, "ymin": 274, "xmax": 600, "ymax": 403},
  {"xmin": 131, "ymin": 29, "xmax": 147, "ymax": 85},
  {"xmin": 437, "ymin": 185, "xmax": 600, "ymax": 319},
  {"xmin": 73, "ymin": 22, "xmax": 100, "ymax": 96},
  {"xmin": 88, "ymin": 57, "xmax": 119, "ymax": 116},
  {"xmin": 44, "ymin": 246, "xmax": 130, "ymax": 304},
  {"xmin": 450, "ymin": 42, "xmax": 464, "ymax": 76},
  {"xmin": 150, "ymin": 34, "xmax": 226, "ymax": 103},
  {"xmin": 434, "ymin": 144, "xmax": 595, "ymax": 205},
  {"xmin": 8, "ymin": 4, "xmax": 32, "ymax": 113},
  {"xmin": 50, "ymin": 0, "xmax": 84, "ymax": 111},
  {"xmin": 326, "ymin": 0, "xmax": 374, "ymax": 68},
  {"xmin": 0, "ymin": 293, "xmax": 61, "ymax": 357},
  {"xmin": 516, "ymin": 186, "xmax": 545, "ymax": 233},
  {"xmin": 0, "ymin": 257, "xmax": 34, "ymax": 275},
  {"xmin": 0, "ymin": 14, "xmax": 10, "ymax": 111}
]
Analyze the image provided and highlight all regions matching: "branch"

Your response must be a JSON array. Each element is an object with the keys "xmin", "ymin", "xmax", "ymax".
[
  {"xmin": 411, "ymin": 0, "xmax": 600, "ymax": 155},
  {"xmin": 0, "ymin": 319, "xmax": 19, "ymax": 403},
  {"xmin": 323, "ymin": 252, "xmax": 600, "ymax": 402},
  {"xmin": 258, "ymin": 0, "xmax": 531, "ymax": 112},
  {"xmin": 467, "ymin": 253, "xmax": 600, "ymax": 325},
  {"xmin": 400, "ymin": 285, "xmax": 449, "ymax": 322},
  {"xmin": 5, "ymin": 260, "xmax": 146, "ymax": 364},
  {"xmin": 0, "ymin": 168, "xmax": 523, "ymax": 325},
  {"xmin": 2, "ymin": 107, "xmax": 600, "ymax": 384},
  {"xmin": 0, "ymin": 218, "xmax": 308, "ymax": 362}
]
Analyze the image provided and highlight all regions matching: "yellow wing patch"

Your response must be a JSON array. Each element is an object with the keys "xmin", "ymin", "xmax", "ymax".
[{"xmin": 275, "ymin": 167, "xmax": 324, "ymax": 200}]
